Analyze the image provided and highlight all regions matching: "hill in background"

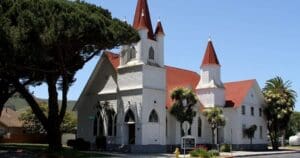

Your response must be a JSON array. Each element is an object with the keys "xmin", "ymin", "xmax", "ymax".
[{"xmin": 4, "ymin": 93, "xmax": 77, "ymax": 113}]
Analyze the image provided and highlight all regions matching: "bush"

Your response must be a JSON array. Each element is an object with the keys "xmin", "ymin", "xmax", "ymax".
[
  {"xmin": 190, "ymin": 148, "xmax": 210, "ymax": 158},
  {"xmin": 220, "ymin": 144, "xmax": 231, "ymax": 152},
  {"xmin": 67, "ymin": 139, "xmax": 75, "ymax": 147},
  {"xmin": 96, "ymin": 136, "xmax": 106, "ymax": 149},
  {"xmin": 208, "ymin": 149, "xmax": 219, "ymax": 157},
  {"xmin": 67, "ymin": 138, "xmax": 90, "ymax": 151}
]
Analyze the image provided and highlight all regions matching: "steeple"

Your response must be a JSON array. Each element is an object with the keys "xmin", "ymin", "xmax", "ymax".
[
  {"xmin": 196, "ymin": 38, "xmax": 225, "ymax": 107},
  {"xmin": 137, "ymin": 10, "xmax": 148, "ymax": 30},
  {"xmin": 201, "ymin": 39, "xmax": 220, "ymax": 67},
  {"xmin": 155, "ymin": 20, "xmax": 165, "ymax": 36},
  {"xmin": 133, "ymin": 0, "xmax": 154, "ymax": 40}
]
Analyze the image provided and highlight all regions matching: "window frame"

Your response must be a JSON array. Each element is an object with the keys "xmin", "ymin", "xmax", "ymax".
[
  {"xmin": 242, "ymin": 124, "xmax": 246, "ymax": 138},
  {"xmin": 126, "ymin": 46, "xmax": 136, "ymax": 63},
  {"xmin": 148, "ymin": 109, "xmax": 159, "ymax": 123},
  {"xmin": 198, "ymin": 117, "xmax": 202, "ymax": 137},
  {"xmin": 148, "ymin": 47, "xmax": 155, "ymax": 60},
  {"xmin": 259, "ymin": 126, "xmax": 263, "ymax": 139},
  {"xmin": 259, "ymin": 108, "xmax": 262, "ymax": 117},
  {"xmin": 241, "ymin": 105, "xmax": 246, "ymax": 115}
]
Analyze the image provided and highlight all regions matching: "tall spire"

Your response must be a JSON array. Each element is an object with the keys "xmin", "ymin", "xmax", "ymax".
[
  {"xmin": 201, "ymin": 38, "xmax": 220, "ymax": 67},
  {"xmin": 133, "ymin": 0, "xmax": 154, "ymax": 40},
  {"xmin": 155, "ymin": 20, "xmax": 165, "ymax": 36}
]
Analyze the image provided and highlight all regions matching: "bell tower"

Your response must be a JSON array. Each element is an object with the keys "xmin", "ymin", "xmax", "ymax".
[
  {"xmin": 119, "ymin": 0, "xmax": 165, "ymax": 68},
  {"xmin": 117, "ymin": 0, "xmax": 166, "ymax": 146},
  {"xmin": 196, "ymin": 38, "xmax": 225, "ymax": 107}
]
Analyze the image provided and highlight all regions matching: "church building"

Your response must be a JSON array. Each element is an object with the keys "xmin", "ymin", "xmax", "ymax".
[{"xmin": 75, "ymin": 0, "xmax": 268, "ymax": 152}]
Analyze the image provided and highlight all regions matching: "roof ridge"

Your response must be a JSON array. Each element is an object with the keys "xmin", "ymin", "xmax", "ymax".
[
  {"xmin": 224, "ymin": 79, "xmax": 256, "ymax": 84},
  {"xmin": 104, "ymin": 51, "xmax": 119, "ymax": 56},
  {"xmin": 165, "ymin": 65, "xmax": 199, "ymax": 75}
]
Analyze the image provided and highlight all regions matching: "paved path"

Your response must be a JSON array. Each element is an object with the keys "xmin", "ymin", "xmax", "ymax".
[
  {"xmin": 102, "ymin": 149, "xmax": 300, "ymax": 158},
  {"xmin": 0, "ymin": 150, "xmax": 37, "ymax": 158},
  {"xmin": 239, "ymin": 152, "xmax": 300, "ymax": 158},
  {"xmin": 221, "ymin": 150, "xmax": 300, "ymax": 157}
]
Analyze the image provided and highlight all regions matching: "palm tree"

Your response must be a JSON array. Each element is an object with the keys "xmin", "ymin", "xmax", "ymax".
[
  {"xmin": 203, "ymin": 107, "xmax": 226, "ymax": 146},
  {"xmin": 263, "ymin": 76, "xmax": 297, "ymax": 150},
  {"xmin": 244, "ymin": 124, "xmax": 257, "ymax": 146},
  {"xmin": 170, "ymin": 88, "xmax": 198, "ymax": 136}
]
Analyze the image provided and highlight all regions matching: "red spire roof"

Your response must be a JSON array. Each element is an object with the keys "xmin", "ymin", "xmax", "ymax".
[
  {"xmin": 133, "ymin": 0, "xmax": 154, "ymax": 40},
  {"xmin": 137, "ymin": 11, "xmax": 148, "ymax": 30},
  {"xmin": 155, "ymin": 21, "xmax": 165, "ymax": 36},
  {"xmin": 201, "ymin": 39, "xmax": 220, "ymax": 67}
]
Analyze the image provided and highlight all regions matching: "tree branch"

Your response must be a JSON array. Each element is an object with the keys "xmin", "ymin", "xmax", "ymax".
[{"xmin": 14, "ymin": 80, "xmax": 48, "ymax": 130}]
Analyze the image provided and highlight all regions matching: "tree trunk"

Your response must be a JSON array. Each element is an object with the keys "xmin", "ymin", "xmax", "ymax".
[
  {"xmin": 14, "ymin": 80, "xmax": 48, "ymax": 129},
  {"xmin": 281, "ymin": 131, "xmax": 285, "ymax": 147},
  {"xmin": 47, "ymin": 75, "xmax": 62, "ymax": 151},
  {"xmin": 59, "ymin": 75, "xmax": 68, "ymax": 125},
  {"xmin": 212, "ymin": 128, "xmax": 215, "ymax": 146},
  {"xmin": 273, "ymin": 129, "xmax": 279, "ymax": 150}
]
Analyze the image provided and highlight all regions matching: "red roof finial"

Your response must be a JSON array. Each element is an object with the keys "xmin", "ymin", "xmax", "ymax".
[
  {"xmin": 133, "ymin": 0, "xmax": 154, "ymax": 40},
  {"xmin": 155, "ymin": 20, "xmax": 165, "ymax": 36},
  {"xmin": 201, "ymin": 38, "xmax": 220, "ymax": 67}
]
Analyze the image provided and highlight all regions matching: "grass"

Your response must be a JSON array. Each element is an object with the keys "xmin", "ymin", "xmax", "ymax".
[
  {"xmin": 0, "ymin": 143, "xmax": 110, "ymax": 158},
  {"xmin": 284, "ymin": 145, "xmax": 300, "ymax": 150}
]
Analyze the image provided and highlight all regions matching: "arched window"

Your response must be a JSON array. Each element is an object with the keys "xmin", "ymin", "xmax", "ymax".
[
  {"xmin": 113, "ymin": 115, "xmax": 117, "ymax": 136},
  {"xmin": 125, "ymin": 109, "xmax": 135, "ymax": 123},
  {"xmin": 127, "ymin": 46, "xmax": 136, "ymax": 62},
  {"xmin": 198, "ymin": 117, "xmax": 202, "ymax": 137},
  {"xmin": 148, "ymin": 47, "xmax": 154, "ymax": 60},
  {"xmin": 94, "ymin": 111, "xmax": 104, "ymax": 136},
  {"xmin": 93, "ymin": 116, "xmax": 98, "ymax": 136},
  {"xmin": 107, "ymin": 113, "xmax": 114, "ymax": 136},
  {"xmin": 148, "ymin": 109, "xmax": 159, "ymax": 123},
  {"xmin": 166, "ymin": 118, "xmax": 168, "ymax": 137}
]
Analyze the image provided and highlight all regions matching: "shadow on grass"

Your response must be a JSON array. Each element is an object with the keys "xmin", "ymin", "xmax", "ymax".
[{"xmin": 0, "ymin": 143, "xmax": 109, "ymax": 158}]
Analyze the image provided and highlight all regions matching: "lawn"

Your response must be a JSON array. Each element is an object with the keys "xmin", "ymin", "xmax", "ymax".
[
  {"xmin": 0, "ymin": 143, "xmax": 110, "ymax": 158},
  {"xmin": 284, "ymin": 145, "xmax": 300, "ymax": 150}
]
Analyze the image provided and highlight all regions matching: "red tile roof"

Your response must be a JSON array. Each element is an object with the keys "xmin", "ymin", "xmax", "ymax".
[
  {"xmin": 166, "ymin": 66, "xmax": 200, "ymax": 108},
  {"xmin": 201, "ymin": 40, "xmax": 220, "ymax": 67},
  {"xmin": 155, "ymin": 21, "xmax": 165, "ymax": 36},
  {"xmin": 133, "ymin": 0, "xmax": 154, "ymax": 40},
  {"xmin": 104, "ymin": 51, "xmax": 119, "ymax": 70},
  {"xmin": 0, "ymin": 108, "xmax": 23, "ymax": 127},
  {"xmin": 224, "ymin": 79, "xmax": 255, "ymax": 108},
  {"xmin": 104, "ymin": 52, "xmax": 254, "ymax": 109}
]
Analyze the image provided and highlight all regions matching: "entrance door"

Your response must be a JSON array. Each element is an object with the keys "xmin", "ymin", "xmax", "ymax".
[{"xmin": 128, "ymin": 124, "xmax": 135, "ymax": 144}]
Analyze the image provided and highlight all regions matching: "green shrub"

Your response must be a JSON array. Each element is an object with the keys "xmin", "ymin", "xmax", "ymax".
[
  {"xmin": 190, "ymin": 148, "xmax": 210, "ymax": 158},
  {"xmin": 96, "ymin": 136, "xmax": 106, "ymax": 149},
  {"xmin": 208, "ymin": 149, "xmax": 220, "ymax": 157},
  {"xmin": 220, "ymin": 144, "xmax": 231, "ymax": 152},
  {"xmin": 67, "ymin": 138, "xmax": 90, "ymax": 151}
]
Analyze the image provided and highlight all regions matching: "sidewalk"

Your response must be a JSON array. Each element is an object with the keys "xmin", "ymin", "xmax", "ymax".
[
  {"xmin": 221, "ymin": 150, "xmax": 300, "ymax": 157},
  {"xmin": 94, "ymin": 147, "xmax": 300, "ymax": 158}
]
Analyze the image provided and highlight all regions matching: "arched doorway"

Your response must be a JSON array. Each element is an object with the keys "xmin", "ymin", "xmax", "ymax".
[{"xmin": 124, "ymin": 109, "xmax": 135, "ymax": 144}]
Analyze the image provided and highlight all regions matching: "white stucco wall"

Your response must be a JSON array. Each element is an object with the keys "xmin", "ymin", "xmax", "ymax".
[
  {"xmin": 77, "ymin": 55, "xmax": 118, "ymax": 143},
  {"xmin": 118, "ymin": 66, "xmax": 143, "ymax": 91},
  {"xmin": 197, "ymin": 88, "xmax": 225, "ymax": 108},
  {"xmin": 232, "ymin": 83, "xmax": 268, "ymax": 145}
]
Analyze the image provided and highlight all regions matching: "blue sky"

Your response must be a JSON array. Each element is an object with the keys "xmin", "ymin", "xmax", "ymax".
[{"xmin": 31, "ymin": 0, "xmax": 300, "ymax": 111}]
